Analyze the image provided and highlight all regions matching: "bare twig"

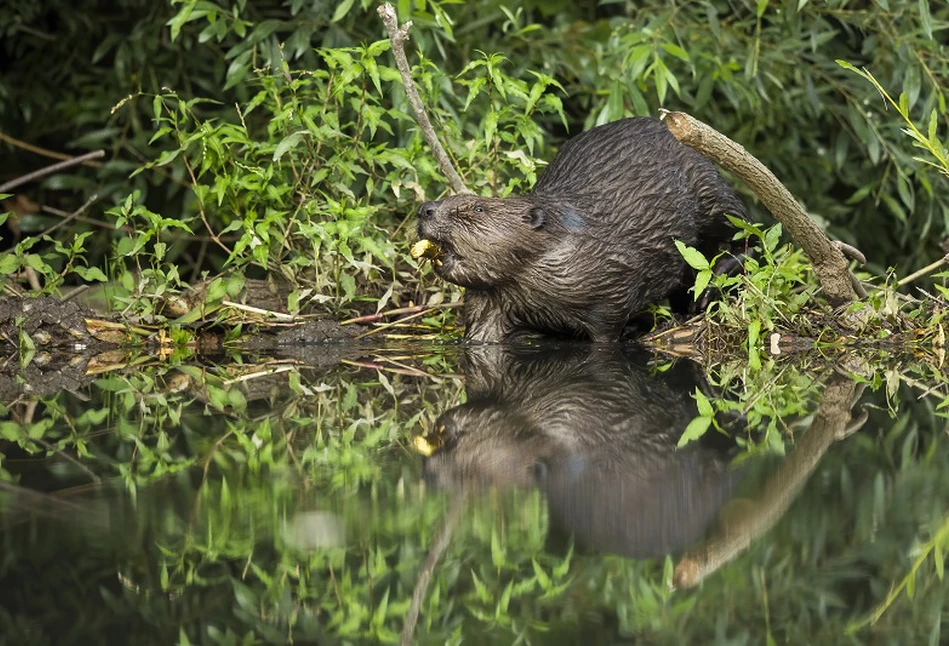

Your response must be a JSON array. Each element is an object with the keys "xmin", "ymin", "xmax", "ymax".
[
  {"xmin": 897, "ymin": 253, "xmax": 949, "ymax": 287},
  {"xmin": 0, "ymin": 150, "xmax": 106, "ymax": 193},
  {"xmin": 41, "ymin": 204, "xmax": 120, "ymax": 230},
  {"xmin": 401, "ymin": 493, "xmax": 469, "ymax": 646},
  {"xmin": 342, "ymin": 304, "xmax": 429, "ymax": 325},
  {"xmin": 377, "ymin": 3, "xmax": 471, "ymax": 195},
  {"xmin": 659, "ymin": 110, "xmax": 859, "ymax": 307},
  {"xmin": 39, "ymin": 194, "xmax": 98, "ymax": 237},
  {"xmin": 341, "ymin": 302, "xmax": 462, "ymax": 325},
  {"xmin": 341, "ymin": 358, "xmax": 437, "ymax": 379},
  {"xmin": 34, "ymin": 435, "xmax": 101, "ymax": 484},
  {"xmin": 62, "ymin": 285, "xmax": 91, "ymax": 303},
  {"xmin": 0, "ymin": 131, "xmax": 103, "ymax": 166},
  {"xmin": 222, "ymin": 364, "xmax": 297, "ymax": 387},
  {"xmin": 182, "ymin": 153, "xmax": 233, "ymax": 255},
  {"xmin": 221, "ymin": 300, "xmax": 296, "ymax": 321},
  {"xmin": 353, "ymin": 305, "xmax": 448, "ymax": 339}
]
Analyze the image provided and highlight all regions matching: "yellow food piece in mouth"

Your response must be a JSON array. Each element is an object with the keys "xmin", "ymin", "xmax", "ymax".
[
  {"xmin": 410, "ymin": 239, "xmax": 442, "ymax": 260},
  {"xmin": 411, "ymin": 435, "xmax": 438, "ymax": 456}
]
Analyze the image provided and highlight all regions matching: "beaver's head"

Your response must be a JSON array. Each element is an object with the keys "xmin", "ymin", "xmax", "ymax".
[
  {"xmin": 422, "ymin": 403, "xmax": 552, "ymax": 491},
  {"xmin": 416, "ymin": 194, "xmax": 553, "ymax": 289}
]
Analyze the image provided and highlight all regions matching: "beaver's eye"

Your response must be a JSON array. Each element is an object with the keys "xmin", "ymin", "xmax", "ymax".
[{"xmin": 472, "ymin": 204, "xmax": 485, "ymax": 214}]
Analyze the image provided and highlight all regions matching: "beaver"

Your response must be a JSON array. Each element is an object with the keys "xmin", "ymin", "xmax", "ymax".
[
  {"xmin": 414, "ymin": 117, "xmax": 746, "ymax": 342},
  {"xmin": 421, "ymin": 344, "xmax": 743, "ymax": 557}
]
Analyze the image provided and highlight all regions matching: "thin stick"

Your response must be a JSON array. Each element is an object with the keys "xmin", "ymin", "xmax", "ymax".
[
  {"xmin": 0, "ymin": 131, "xmax": 103, "ymax": 166},
  {"xmin": 353, "ymin": 306, "xmax": 443, "ymax": 339},
  {"xmin": 34, "ymin": 436, "xmax": 101, "ymax": 484},
  {"xmin": 39, "ymin": 194, "xmax": 98, "ymax": 237},
  {"xmin": 377, "ymin": 3, "xmax": 471, "ymax": 195},
  {"xmin": 659, "ymin": 110, "xmax": 858, "ymax": 307},
  {"xmin": 341, "ymin": 302, "xmax": 461, "ymax": 325},
  {"xmin": 401, "ymin": 493, "xmax": 469, "ymax": 646},
  {"xmin": 223, "ymin": 365, "xmax": 296, "ymax": 387},
  {"xmin": 377, "ymin": 356, "xmax": 444, "ymax": 380},
  {"xmin": 343, "ymin": 304, "xmax": 426, "ymax": 325},
  {"xmin": 897, "ymin": 253, "xmax": 949, "ymax": 287},
  {"xmin": 62, "ymin": 285, "xmax": 91, "ymax": 303},
  {"xmin": 0, "ymin": 150, "xmax": 106, "ymax": 193},
  {"xmin": 222, "ymin": 300, "xmax": 296, "ymax": 321},
  {"xmin": 182, "ymin": 153, "xmax": 233, "ymax": 255}
]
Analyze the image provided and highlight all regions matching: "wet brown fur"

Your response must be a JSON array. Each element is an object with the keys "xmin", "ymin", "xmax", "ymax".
[{"xmin": 417, "ymin": 117, "xmax": 745, "ymax": 342}]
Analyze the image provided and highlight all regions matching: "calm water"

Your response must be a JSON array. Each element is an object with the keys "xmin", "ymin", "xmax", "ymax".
[{"xmin": 0, "ymin": 343, "xmax": 947, "ymax": 645}]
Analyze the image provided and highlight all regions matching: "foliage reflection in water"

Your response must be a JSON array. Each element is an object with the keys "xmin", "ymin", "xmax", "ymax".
[{"xmin": 0, "ymin": 344, "xmax": 947, "ymax": 644}]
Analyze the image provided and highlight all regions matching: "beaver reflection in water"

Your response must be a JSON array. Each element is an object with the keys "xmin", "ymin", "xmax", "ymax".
[
  {"xmin": 422, "ymin": 345, "xmax": 742, "ymax": 558},
  {"xmin": 416, "ymin": 117, "xmax": 746, "ymax": 342}
]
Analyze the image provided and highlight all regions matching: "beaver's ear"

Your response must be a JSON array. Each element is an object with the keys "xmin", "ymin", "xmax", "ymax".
[{"xmin": 525, "ymin": 207, "xmax": 546, "ymax": 229}]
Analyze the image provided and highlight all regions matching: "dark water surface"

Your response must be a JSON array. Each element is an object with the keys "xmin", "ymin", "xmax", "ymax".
[{"xmin": 0, "ymin": 343, "xmax": 947, "ymax": 645}]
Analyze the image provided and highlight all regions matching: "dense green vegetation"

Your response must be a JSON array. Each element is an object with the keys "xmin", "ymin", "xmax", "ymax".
[
  {"xmin": 0, "ymin": 348, "xmax": 948, "ymax": 644},
  {"xmin": 2, "ymin": 0, "xmax": 948, "ymax": 326},
  {"xmin": 2, "ymin": 1, "xmax": 949, "ymax": 643}
]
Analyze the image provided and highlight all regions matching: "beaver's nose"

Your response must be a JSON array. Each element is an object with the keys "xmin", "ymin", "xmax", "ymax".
[{"xmin": 417, "ymin": 201, "xmax": 438, "ymax": 221}]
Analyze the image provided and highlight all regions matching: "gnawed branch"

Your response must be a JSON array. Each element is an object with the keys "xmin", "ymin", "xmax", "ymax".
[
  {"xmin": 660, "ymin": 110, "xmax": 863, "ymax": 305},
  {"xmin": 377, "ymin": 3, "xmax": 471, "ymax": 195}
]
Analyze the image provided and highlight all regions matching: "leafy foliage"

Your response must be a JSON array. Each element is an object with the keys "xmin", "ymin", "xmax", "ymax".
[
  {"xmin": 3, "ymin": 0, "xmax": 949, "ymax": 320},
  {"xmin": 1, "ymin": 352, "xmax": 949, "ymax": 643}
]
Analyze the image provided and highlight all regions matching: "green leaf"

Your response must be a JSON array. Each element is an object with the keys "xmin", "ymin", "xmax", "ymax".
[
  {"xmin": 484, "ymin": 109, "xmax": 498, "ymax": 145},
  {"xmin": 653, "ymin": 58, "xmax": 669, "ymax": 105},
  {"xmin": 764, "ymin": 223, "xmax": 783, "ymax": 253},
  {"xmin": 694, "ymin": 388, "xmax": 713, "ymax": 417},
  {"xmin": 748, "ymin": 319, "xmax": 761, "ymax": 370},
  {"xmin": 497, "ymin": 580, "xmax": 513, "ymax": 615},
  {"xmin": 273, "ymin": 131, "xmax": 306, "ymax": 162},
  {"xmin": 0, "ymin": 254, "xmax": 20, "ymax": 276},
  {"xmin": 677, "ymin": 416, "xmax": 712, "ymax": 448},
  {"xmin": 553, "ymin": 543, "xmax": 573, "ymax": 579},
  {"xmin": 532, "ymin": 559, "xmax": 552, "ymax": 592},
  {"xmin": 463, "ymin": 77, "xmax": 487, "ymax": 111},
  {"xmin": 674, "ymin": 240, "xmax": 710, "ymax": 270},
  {"xmin": 491, "ymin": 530, "xmax": 505, "ymax": 569},
  {"xmin": 471, "ymin": 569, "xmax": 492, "ymax": 603},
  {"xmin": 935, "ymin": 541, "xmax": 945, "ymax": 581},
  {"xmin": 331, "ymin": 0, "xmax": 356, "ymax": 23},
  {"xmin": 919, "ymin": 0, "xmax": 933, "ymax": 40},
  {"xmin": 660, "ymin": 43, "xmax": 690, "ymax": 62},
  {"xmin": 693, "ymin": 269, "xmax": 712, "ymax": 301},
  {"xmin": 371, "ymin": 589, "xmax": 390, "ymax": 629},
  {"xmin": 73, "ymin": 266, "xmax": 108, "ymax": 282}
]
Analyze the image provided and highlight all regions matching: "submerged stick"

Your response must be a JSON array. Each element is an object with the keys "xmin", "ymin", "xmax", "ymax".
[
  {"xmin": 401, "ymin": 493, "xmax": 469, "ymax": 646},
  {"xmin": 660, "ymin": 111, "xmax": 860, "ymax": 307},
  {"xmin": 673, "ymin": 376, "xmax": 865, "ymax": 588},
  {"xmin": 378, "ymin": 3, "xmax": 471, "ymax": 195}
]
